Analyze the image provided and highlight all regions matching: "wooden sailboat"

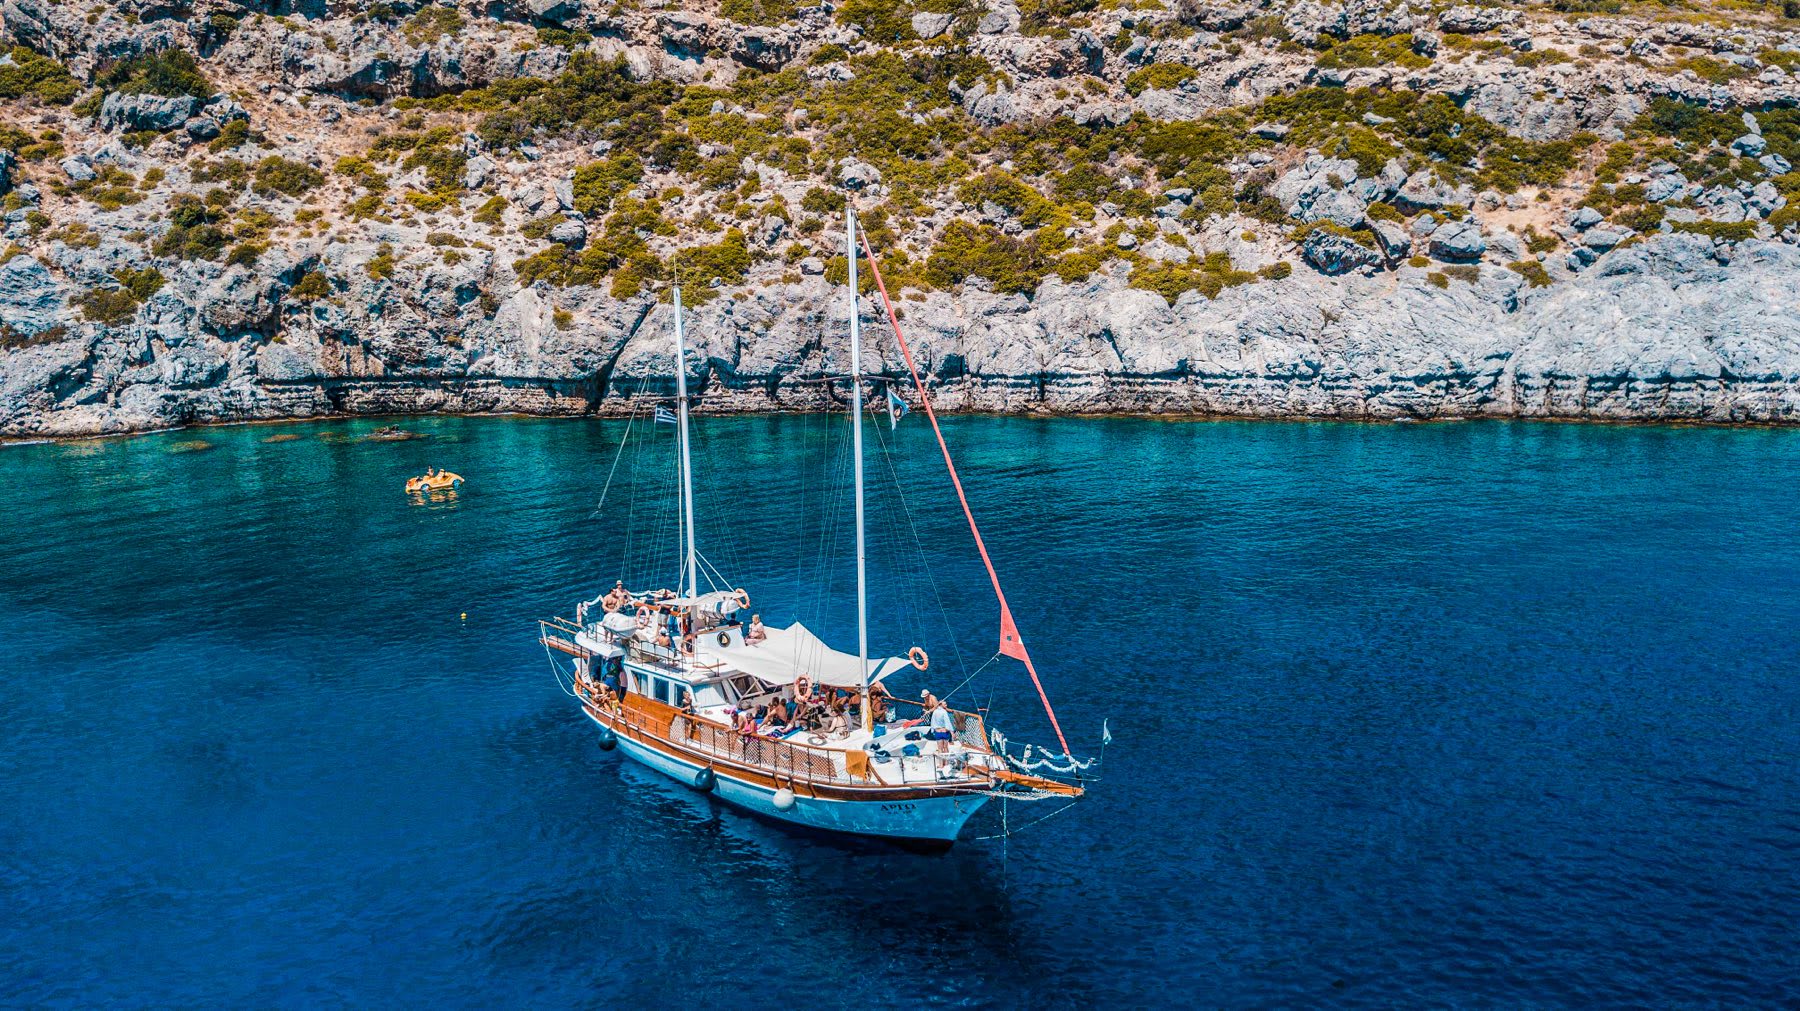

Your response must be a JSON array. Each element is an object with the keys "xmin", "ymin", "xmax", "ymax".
[{"xmin": 539, "ymin": 211, "xmax": 1094, "ymax": 844}]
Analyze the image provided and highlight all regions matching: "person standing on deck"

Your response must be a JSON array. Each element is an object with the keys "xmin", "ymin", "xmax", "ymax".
[{"xmin": 929, "ymin": 699, "xmax": 954, "ymax": 754}]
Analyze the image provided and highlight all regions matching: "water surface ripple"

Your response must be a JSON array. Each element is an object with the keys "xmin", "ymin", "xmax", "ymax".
[{"xmin": 2, "ymin": 416, "xmax": 1798, "ymax": 1006}]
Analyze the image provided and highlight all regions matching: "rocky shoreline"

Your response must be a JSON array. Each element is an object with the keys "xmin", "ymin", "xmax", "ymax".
[{"xmin": 6, "ymin": 1, "xmax": 1800, "ymax": 436}]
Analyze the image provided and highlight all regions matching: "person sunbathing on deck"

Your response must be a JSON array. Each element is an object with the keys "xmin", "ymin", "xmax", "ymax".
[
  {"xmin": 820, "ymin": 700, "xmax": 849, "ymax": 738},
  {"xmin": 764, "ymin": 695, "xmax": 792, "ymax": 733},
  {"xmin": 745, "ymin": 615, "xmax": 767, "ymax": 643}
]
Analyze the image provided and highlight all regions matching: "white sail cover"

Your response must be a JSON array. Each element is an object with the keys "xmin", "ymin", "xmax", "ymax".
[{"xmin": 695, "ymin": 621, "xmax": 907, "ymax": 688}]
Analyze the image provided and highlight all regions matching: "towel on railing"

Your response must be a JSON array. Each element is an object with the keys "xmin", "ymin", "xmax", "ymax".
[{"xmin": 845, "ymin": 749, "xmax": 872, "ymax": 781}]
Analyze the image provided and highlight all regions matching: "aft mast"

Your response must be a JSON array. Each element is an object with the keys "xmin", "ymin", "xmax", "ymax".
[
  {"xmin": 847, "ymin": 209, "xmax": 872, "ymax": 733},
  {"xmin": 673, "ymin": 284, "xmax": 699, "ymax": 604}
]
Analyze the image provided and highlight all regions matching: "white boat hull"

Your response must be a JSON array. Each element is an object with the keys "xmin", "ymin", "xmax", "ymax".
[{"xmin": 606, "ymin": 720, "xmax": 992, "ymax": 843}]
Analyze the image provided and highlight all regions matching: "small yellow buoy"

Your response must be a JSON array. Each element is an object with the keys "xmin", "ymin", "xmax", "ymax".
[{"xmin": 460, "ymin": 613, "xmax": 467, "ymax": 621}]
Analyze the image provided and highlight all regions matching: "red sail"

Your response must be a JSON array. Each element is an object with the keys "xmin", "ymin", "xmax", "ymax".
[{"xmin": 857, "ymin": 233, "xmax": 1072, "ymax": 756}]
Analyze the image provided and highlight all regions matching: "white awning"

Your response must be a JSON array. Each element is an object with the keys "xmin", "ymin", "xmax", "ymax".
[
  {"xmin": 694, "ymin": 621, "xmax": 907, "ymax": 688},
  {"xmin": 659, "ymin": 591, "xmax": 741, "ymax": 615}
]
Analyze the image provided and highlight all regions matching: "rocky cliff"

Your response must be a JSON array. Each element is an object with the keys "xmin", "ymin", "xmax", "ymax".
[{"xmin": 5, "ymin": 0, "xmax": 1800, "ymax": 436}]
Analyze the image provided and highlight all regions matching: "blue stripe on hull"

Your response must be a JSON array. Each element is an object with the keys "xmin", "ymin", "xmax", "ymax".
[{"xmin": 610, "ymin": 729, "xmax": 990, "ymax": 843}]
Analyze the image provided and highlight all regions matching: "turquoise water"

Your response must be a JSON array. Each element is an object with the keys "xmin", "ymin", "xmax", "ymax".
[{"xmin": 3, "ymin": 415, "xmax": 1799, "ymax": 1005}]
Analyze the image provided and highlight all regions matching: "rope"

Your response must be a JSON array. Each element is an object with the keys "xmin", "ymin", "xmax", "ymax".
[
  {"xmin": 858, "ymin": 230, "xmax": 1072, "ymax": 756},
  {"xmin": 591, "ymin": 393, "xmax": 641, "ymax": 518},
  {"xmin": 969, "ymin": 799, "xmax": 1080, "ymax": 840},
  {"xmin": 542, "ymin": 634, "xmax": 581, "ymax": 698},
  {"xmin": 941, "ymin": 652, "xmax": 1000, "ymax": 706}
]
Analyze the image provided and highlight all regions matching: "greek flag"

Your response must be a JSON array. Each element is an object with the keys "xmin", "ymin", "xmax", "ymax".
[
  {"xmin": 886, "ymin": 386, "xmax": 909, "ymax": 430},
  {"xmin": 654, "ymin": 404, "xmax": 677, "ymax": 425}
]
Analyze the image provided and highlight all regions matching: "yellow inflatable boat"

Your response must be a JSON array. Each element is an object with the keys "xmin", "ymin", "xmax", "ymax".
[{"xmin": 405, "ymin": 470, "xmax": 464, "ymax": 493}]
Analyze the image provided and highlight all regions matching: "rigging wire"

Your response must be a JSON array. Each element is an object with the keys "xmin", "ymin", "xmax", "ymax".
[
  {"xmin": 869, "ymin": 401, "xmax": 970, "ymax": 684},
  {"xmin": 590, "ymin": 386, "xmax": 643, "ymax": 519}
]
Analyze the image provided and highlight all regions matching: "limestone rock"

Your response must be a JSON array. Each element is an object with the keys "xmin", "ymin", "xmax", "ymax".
[
  {"xmin": 98, "ymin": 92, "xmax": 201, "ymax": 132},
  {"xmin": 1396, "ymin": 171, "xmax": 1476, "ymax": 212},
  {"xmin": 1301, "ymin": 230, "xmax": 1381, "ymax": 275},
  {"xmin": 1438, "ymin": 5, "xmax": 1520, "ymax": 33},
  {"xmin": 911, "ymin": 12, "xmax": 954, "ymax": 38},
  {"xmin": 1428, "ymin": 221, "xmax": 1487, "ymax": 261}
]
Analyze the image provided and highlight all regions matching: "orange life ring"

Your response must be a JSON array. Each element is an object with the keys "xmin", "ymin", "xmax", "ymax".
[
  {"xmin": 732, "ymin": 587, "xmax": 751, "ymax": 611},
  {"xmin": 635, "ymin": 605, "xmax": 652, "ymax": 627},
  {"xmin": 908, "ymin": 647, "xmax": 929, "ymax": 671}
]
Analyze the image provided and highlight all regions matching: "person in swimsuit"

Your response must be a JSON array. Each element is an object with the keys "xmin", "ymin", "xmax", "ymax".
[{"xmin": 745, "ymin": 615, "xmax": 767, "ymax": 643}]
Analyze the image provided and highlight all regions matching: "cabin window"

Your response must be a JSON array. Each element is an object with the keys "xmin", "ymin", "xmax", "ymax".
[{"xmin": 657, "ymin": 679, "xmax": 679, "ymax": 706}]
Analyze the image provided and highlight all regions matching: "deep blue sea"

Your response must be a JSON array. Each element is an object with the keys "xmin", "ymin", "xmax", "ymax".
[{"xmin": 3, "ymin": 414, "xmax": 1799, "ymax": 1007}]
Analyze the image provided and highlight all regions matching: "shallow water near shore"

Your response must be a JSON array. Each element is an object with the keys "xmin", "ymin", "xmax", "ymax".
[{"xmin": 3, "ymin": 414, "xmax": 1799, "ymax": 1006}]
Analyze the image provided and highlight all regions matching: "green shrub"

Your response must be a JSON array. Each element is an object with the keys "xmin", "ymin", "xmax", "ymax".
[
  {"xmin": 404, "ymin": 6, "xmax": 464, "ymax": 44},
  {"xmin": 674, "ymin": 228, "xmax": 752, "ymax": 301},
  {"xmin": 958, "ymin": 169, "xmax": 1058, "ymax": 228},
  {"xmin": 193, "ymin": 157, "xmax": 248, "ymax": 188},
  {"xmin": 155, "ymin": 195, "xmax": 231, "ymax": 260},
  {"xmin": 1442, "ymin": 264, "xmax": 1480, "ymax": 284},
  {"xmin": 473, "ymin": 54, "xmax": 679, "ymax": 153},
  {"xmin": 1507, "ymin": 259, "xmax": 1552, "ymax": 287},
  {"xmin": 1426, "ymin": 271, "xmax": 1449, "ymax": 288},
  {"xmin": 472, "ymin": 195, "xmax": 508, "ymax": 224},
  {"xmin": 1673, "ymin": 56, "xmax": 1752, "ymax": 84},
  {"xmin": 537, "ymin": 27, "xmax": 593, "ymax": 48},
  {"xmin": 95, "ymin": 48, "xmax": 213, "ymax": 98},
  {"xmin": 520, "ymin": 213, "xmax": 566, "ymax": 240},
  {"xmin": 1672, "ymin": 220, "xmax": 1758, "ymax": 242},
  {"xmin": 366, "ymin": 243, "xmax": 398, "ymax": 279},
  {"xmin": 1124, "ymin": 63, "xmax": 1199, "ymax": 95},
  {"xmin": 1365, "ymin": 201, "xmax": 1404, "ymax": 222},
  {"xmin": 335, "ymin": 155, "xmax": 388, "ymax": 191},
  {"xmin": 253, "ymin": 156, "xmax": 324, "ymax": 197},
  {"xmin": 289, "ymin": 271, "xmax": 331, "ymax": 301},
  {"xmin": 925, "ymin": 220, "xmax": 1052, "ymax": 294},
  {"xmin": 69, "ymin": 166, "xmax": 145, "ymax": 210},
  {"xmin": 1259, "ymin": 260, "xmax": 1292, "ymax": 280},
  {"xmin": 1129, "ymin": 250, "xmax": 1257, "ymax": 303},
  {"xmin": 834, "ymin": 0, "xmax": 918, "ymax": 43},
  {"xmin": 552, "ymin": 307, "xmax": 575, "ymax": 330},
  {"xmin": 208, "ymin": 119, "xmax": 253, "ymax": 152},
  {"xmin": 225, "ymin": 242, "xmax": 266, "ymax": 267},
  {"xmin": 572, "ymin": 155, "xmax": 644, "ymax": 216},
  {"xmin": 1314, "ymin": 34, "xmax": 1431, "ymax": 72},
  {"xmin": 116, "ymin": 266, "xmax": 165, "ymax": 302},
  {"xmin": 720, "ymin": 0, "xmax": 802, "ymax": 25},
  {"xmin": 73, "ymin": 287, "xmax": 140, "ymax": 324},
  {"xmin": 0, "ymin": 46, "xmax": 80, "ymax": 104},
  {"xmin": 801, "ymin": 186, "xmax": 846, "ymax": 215}
]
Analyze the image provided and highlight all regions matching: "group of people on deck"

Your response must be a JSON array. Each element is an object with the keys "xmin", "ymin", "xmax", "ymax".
[
  {"xmin": 730, "ymin": 675, "xmax": 891, "ymax": 739},
  {"xmin": 587, "ymin": 580, "xmax": 767, "ymax": 660}
]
